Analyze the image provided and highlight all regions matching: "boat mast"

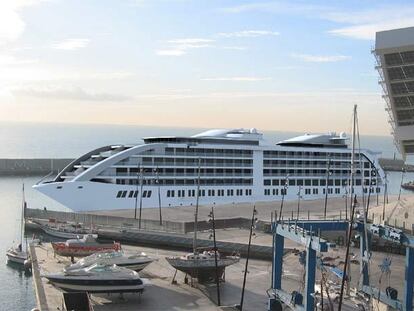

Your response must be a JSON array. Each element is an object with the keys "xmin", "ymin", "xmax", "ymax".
[
  {"xmin": 20, "ymin": 183, "xmax": 25, "ymax": 247},
  {"xmin": 338, "ymin": 104, "xmax": 357, "ymax": 310},
  {"xmin": 193, "ymin": 158, "xmax": 201, "ymax": 254}
]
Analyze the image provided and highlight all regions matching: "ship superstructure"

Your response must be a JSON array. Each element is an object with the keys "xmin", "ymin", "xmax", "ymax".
[{"xmin": 34, "ymin": 129, "xmax": 384, "ymax": 211}]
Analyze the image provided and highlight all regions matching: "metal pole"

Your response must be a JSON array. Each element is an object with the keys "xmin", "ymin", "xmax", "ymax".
[
  {"xmin": 211, "ymin": 205, "xmax": 221, "ymax": 306},
  {"xmin": 155, "ymin": 167, "xmax": 162, "ymax": 225},
  {"xmin": 193, "ymin": 158, "xmax": 201, "ymax": 254},
  {"xmin": 398, "ymin": 167, "xmax": 405, "ymax": 201},
  {"xmin": 324, "ymin": 158, "xmax": 331, "ymax": 219},
  {"xmin": 134, "ymin": 164, "xmax": 140, "ymax": 220},
  {"xmin": 296, "ymin": 185, "xmax": 302, "ymax": 220},
  {"xmin": 240, "ymin": 205, "xmax": 256, "ymax": 311},
  {"xmin": 138, "ymin": 168, "xmax": 144, "ymax": 229},
  {"xmin": 278, "ymin": 176, "xmax": 289, "ymax": 222},
  {"xmin": 382, "ymin": 172, "xmax": 387, "ymax": 221}
]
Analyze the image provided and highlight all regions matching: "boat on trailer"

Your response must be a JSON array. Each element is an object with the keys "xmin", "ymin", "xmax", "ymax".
[{"xmin": 43, "ymin": 263, "xmax": 148, "ymax": 293}]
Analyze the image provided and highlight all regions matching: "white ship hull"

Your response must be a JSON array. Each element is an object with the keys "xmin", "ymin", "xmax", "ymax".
[{"xmin": 33, "ymin": 129, "xmax": 385, "ymax": 212}]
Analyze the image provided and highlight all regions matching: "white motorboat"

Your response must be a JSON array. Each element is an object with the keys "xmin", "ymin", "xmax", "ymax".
[
  {"xmin": 43, "ymin": 263, "xmax": 148, "ymax": 293},
  {"xmin": 6, "ymin": 245, "xmax": 28, "ymax": 265},
  {"xmin": 64, "ymin": 250, "xmax": 155, "ymax": 272}
]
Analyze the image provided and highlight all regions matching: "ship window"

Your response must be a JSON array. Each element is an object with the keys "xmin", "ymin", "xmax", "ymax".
[
  {"xmin": 167, "ymin": 190, "xmax": 170, "ymax": 197},
  {"xmin": 320, "ymin": 179, "xmax": 326, "ymax": 186},
  {"xmin": 313, "ymin": 189, "xmax": 318, "ymax": 194},
  {"xmin": 143, "ymin": 190, "xmax": 147, "ymax": 197},
  {"xmin": 312, "ymin": 180, "xmax": 318, "ymax": 186},
  {"xmin": 147, "ymin": 190, "xmax": 152, "ymax": 198},
  {"xmin": 171, "ymin": 190, "xmax": 175, "ymax": 197},
  {"xmin": 305, "ymin": 179, "xmax": 311, "ymax": 186},
  {"xmin": 121, "ymin": 190, "xmax": 127, "ymax": 198},
  {"xmin": 134, "ymin": 191, "xmax": 138, "ymax": 198},
  {"xmin": 305, "ymin": 189, "xmax": 311, "ymax": 195},
  {"xmin": 128, "ymin": 191, "xmax": 134, "ymax": 198},
  {"xmin": 335, "ymin": 180, "xmax": 341, "ymax": 186},
  {"xmin": 297, "ymin": 179, "xmax": 303, "ymax": 186},
  {"xmin": 116, "ymin": 191, "xmax": 122, "ymax": 198},
  {"xmin": 289, "ymin": 179, "xmax": 295, "ymax": 186},
  {"xmin": 57, "ymin": 186, "xmax": 62, "ymax": 189},
  {"xmin": 264, "ymin": 180, "xmax": 271, "ymax": 186},
  {"xmin": 335, "ymin": 188, "xmax": 340, "ymax": 194}
]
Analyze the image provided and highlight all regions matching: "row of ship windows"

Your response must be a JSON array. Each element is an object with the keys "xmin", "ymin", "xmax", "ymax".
[
  {"xmin": 164, "ymin": 147, "xmax": 253, "ymax": 157},
  {"xmin": 119, "ymin": 158, "xmax": 253, "ymax": 166},
  {"xmin": 263, "ymin": 151, "xmax": 362, "ymax": 159},
  {"xmin": 263, "ymin": 179, "xmax": 376, "ymax": 187},
  {"xmin": 115, "ymin": 189, "xmax": 253, "ymax": 198},
  {"xmin": 264, "ymin": 187, "xmax": 381, "ymax": 196},
  {"xmin": 115, "ymin": 168, "xmax": 252, "ymax": 175},
  {"xmin": 116, "ymin": 179, "xmax": 253, "ymax": 185},
  {"xmin": 264, "ymin": 169, "xmax": 375, "ymax": 177},
  {"xmin": 116, "ymin": 190, "xmax": 152, "ymax": 198},
  {"xmin": 167, "ymin": 189, "xmax": 253, "ymax": 198}
]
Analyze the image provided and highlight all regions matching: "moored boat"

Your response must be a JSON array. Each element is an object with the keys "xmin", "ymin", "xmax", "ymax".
[
  {"xmin": 402, "ymin": 181, "xmax": 414, "ymax": 192},
  {"xmin": 43, "ymin": 263, "xmax": 148, "ymax": 293},
  {"xmin": 52, "ymin": 234, "xmax": 121, "ymax": 257},
  {"xmin": 64, "ymin": 250, "xmax": 155, "ymax": 272}
]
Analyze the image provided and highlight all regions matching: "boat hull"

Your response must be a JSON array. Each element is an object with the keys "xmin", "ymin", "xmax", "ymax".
[
  {"xmin": 45, "ymin": 276, "xmax": 145, "ymax": 293},
  {"xmin": 6, "ymin": 252, "xmax": 27, "ymax": 265},
  {"xmin": 166, "ymin": 257, "xmax": 239, "ymax": 281},
  {"xmin": 52, "ymin": 242, "xmax": 121, "ymax": 257}
]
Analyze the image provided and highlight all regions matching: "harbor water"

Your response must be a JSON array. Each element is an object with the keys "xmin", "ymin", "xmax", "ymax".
[{"xmin": 0, "ymin": 122, "xmax": 413, "ymax": 310}]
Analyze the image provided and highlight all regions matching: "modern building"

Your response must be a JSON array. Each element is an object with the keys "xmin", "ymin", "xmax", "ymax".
[{"xmin": 374, "ymin": 27, "xmax": 414, "ymax": 158}]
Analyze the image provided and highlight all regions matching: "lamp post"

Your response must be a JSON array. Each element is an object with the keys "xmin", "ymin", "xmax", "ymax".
[
  {"xmin": 296, "ymin": 185, "xmax": 302, "ymax": 220},
  {"xmin": 278, "ymin": 175, "xmax": 289, "ymax": 222},
  {"xmin": 134, "ymin": 164, "xmax": 140, "ymax": 220},
  {"xmin": 154, "ymin": 166, "xmax": 162, "ymax": 225},
  {"xmin": 323, "ymin": 158, "xmax": 332, "ymax": 219},
  {"xmin": 398, "ymin": 167, "xmax": 405, "ymax": 201},
  {"xmin": 138, "ymin": 167, "xmax": 144, "ymax": 229}
]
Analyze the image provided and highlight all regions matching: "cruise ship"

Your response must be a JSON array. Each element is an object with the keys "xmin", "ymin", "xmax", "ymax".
[{"xmin": 34, "ymin": 129, "xmax": 385, "ymax": 211}]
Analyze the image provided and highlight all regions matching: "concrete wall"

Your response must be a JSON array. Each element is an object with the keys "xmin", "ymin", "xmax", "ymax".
[
  {"xmin": 25, "ymin": 208, "xmax": 186, "ymax": 234},
  {"xmin": 0, "ymin": 158, "xmax": 73, "ymax": 176}
]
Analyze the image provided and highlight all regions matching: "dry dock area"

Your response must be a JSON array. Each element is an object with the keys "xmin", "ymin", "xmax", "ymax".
[{"xmin": 30, "ymin": 242, "xmax": 274, "ymax": 311}]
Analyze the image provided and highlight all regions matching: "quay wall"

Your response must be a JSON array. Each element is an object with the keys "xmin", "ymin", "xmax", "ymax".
[{"xmin": 0, "ymin": 157, "xmax": 412, "ymax": 176}]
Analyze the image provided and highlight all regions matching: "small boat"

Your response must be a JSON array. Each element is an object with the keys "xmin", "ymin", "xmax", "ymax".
[
  {"xmin": 64, "ymin": 250, "xmax": 155, "ymax": 272},
  {"xmin": 6, "ymin": 245, "xmax": 28, "ymax": 265},
  {"xmin": 166, "ymin": 250, "xmax": 240, "ymax": 281},
  {"xmin": 41, "ymin": 224, "xmax": 87, "ymax": 239},
  {"xmin": 43, "ymin": 263, "xmax": 148, "ymax": 293},
  {"xmin": 6, "ymin": 183, "xmax": 30, "ymax": 267},
  {"xmin": 52, "ymin": 234, "xmax": 121, "ymax": 257},
  {"xmin": 402, "ymin": 181, "xmax": 414, "ymax": 192}
]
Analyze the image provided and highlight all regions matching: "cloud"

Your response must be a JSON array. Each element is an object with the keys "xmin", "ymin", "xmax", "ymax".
[
  {"xmin": 221, "ymin": 2, "xmax": 414, "ymax": 41},
  {"xmin": 13, "ymin": 86, "xmax": 132, "ymax": 102},
  {"xmin": 291, "ymin": 53, "xmax": 351, "ymax": 63},
  {"xmin": 216, "ymin": 30, "xmax": 279, "ymax": 38},
  {"xmin": 200, "ymin": 76, "xmax": 271, "ymax": 82},
  {"xmin": 156, "ymin": 37, "xmax": 214, "ymax": 56},
  {"xmin": 156, "ymin": 49, "xmax": 187, "ymax": 56},
  {"xmin": 0, "ymin": 1, "xmax": 49, "ymax": 45},
  {"xmin": 52, "ymin": 38, "xmax": 90, "ymax": 50},
  {"xmin": 221, "ymin": 46, "xmax": 248, "ymax": 50},
  {"xmin": 0, "ymin": 54, "xmax": 38, "ymax": 66}
]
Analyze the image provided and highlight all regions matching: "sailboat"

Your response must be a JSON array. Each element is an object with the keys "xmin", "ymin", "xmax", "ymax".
[
  {"xmin": 6, "ymin": 183, "xmax": 29, "ymax": 266},
  {"xmin": 165, "ymin": 159, "xmax": 240, "ymax": 282}
]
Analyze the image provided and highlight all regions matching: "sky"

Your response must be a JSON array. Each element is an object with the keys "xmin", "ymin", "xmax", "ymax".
[{"xmin": 2, "ymin": 0, "xmax": 414, "ymax": 136}]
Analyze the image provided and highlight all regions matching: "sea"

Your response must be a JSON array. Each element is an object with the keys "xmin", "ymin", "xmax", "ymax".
[{"xmin": 0, "ymin": 121, "xmax": 413, "ymax": 310}]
